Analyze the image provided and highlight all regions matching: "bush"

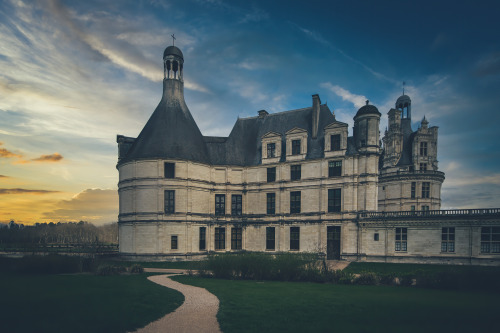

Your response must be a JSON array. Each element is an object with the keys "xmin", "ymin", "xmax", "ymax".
[
  {"xmin": 0, "ymin": 255, "xmax": 90, "ymax": 275},
  {"xmin": 354, "ymin": 272, "xmax": 379, "ymax": 285},
  {"xmin": 129, "ymin": 264, "xmax": 144, "ymax": 274},
  {"xmin": 96, "ymin": 264, "xmax": 126, "ymax": 276}
]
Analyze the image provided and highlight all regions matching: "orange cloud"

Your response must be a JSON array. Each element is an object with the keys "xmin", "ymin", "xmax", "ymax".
[
  {"xmin": 31, "ymin": 153, "xmax": 63, "ymax": 162},
  {"xmin": 0, "ymin": 188, "xmax": 60, "ymax": 195},
  {"xmin": 0, "ymin": 175, "xmax": 9, "ymax": 178},
  {"xmin": 0, "ymin": 142, "xmax": 23, "ymax": 159}
]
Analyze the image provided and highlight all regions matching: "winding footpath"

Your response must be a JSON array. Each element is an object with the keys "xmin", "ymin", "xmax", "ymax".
[{"xmin": 132, "ymin": 269, "xmax": 222, "ymax": 333}]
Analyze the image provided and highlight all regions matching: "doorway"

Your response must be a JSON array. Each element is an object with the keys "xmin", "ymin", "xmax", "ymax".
[{"xmin": 327, "ymin": 226, "xmax": 341, "ymax": 260}]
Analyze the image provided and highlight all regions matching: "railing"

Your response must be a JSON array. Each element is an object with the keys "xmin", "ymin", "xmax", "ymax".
[
  {"xmin": 379, "ymin": 170, "xmax": 445, "ymax": 178},
  {"xmin": 359, "ymin": 208, "xmax": 500, "ymax": 219}
]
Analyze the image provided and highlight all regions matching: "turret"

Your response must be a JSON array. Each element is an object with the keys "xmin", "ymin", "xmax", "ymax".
[{"xmin": 353, "ymin": 100, "xmax": 381, "ymax": 153}]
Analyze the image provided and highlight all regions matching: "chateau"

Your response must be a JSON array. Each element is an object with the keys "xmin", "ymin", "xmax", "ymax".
[{"xmin": 116, "ymin": 45, "xmax": 500, "ymax": 265}]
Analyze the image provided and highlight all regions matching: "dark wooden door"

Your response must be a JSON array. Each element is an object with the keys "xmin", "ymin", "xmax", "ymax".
[{"xmin": 327, "ymin": 226, "xmax": 341, "ymax": 260}]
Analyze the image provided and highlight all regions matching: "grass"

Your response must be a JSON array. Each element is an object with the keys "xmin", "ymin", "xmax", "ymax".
[
  {"xmin": 344, "ymin": 261, "xmax": 500, "ymax": 275},
  {"xmin": 173, "ymin": 275, "xmax": 500, "ymax": 333},
  {"xmin": 0, "ymin": 273, "xmax": 184, "ymax": 333}
]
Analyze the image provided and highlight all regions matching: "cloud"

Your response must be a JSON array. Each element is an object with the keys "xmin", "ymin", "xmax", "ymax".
[
  {"xmin": 0, "ymin": 142, "xmax": 23, "ymax": 158},
  {"xmin": 0, "ymin": 188, "xmax": 60, "ymax": 195},
  {"xmin": 320, "ymin": 82, "xmax": 367, "ymax": 109},
  {"xmin": 31, "ymin": 153, "xmax": 63, "ymax": 162},
  {"xmin": 42, "ymin": 188, "xmax": 118, "ymax": 225},
  {"xmin": 238, "ymin": 7, "xmax": 269, "ymax": 24},
  {"xmin": 0, "ymin": 175, "xmax": 9, "ymax": 178},
  {"xmin": 473, "ymin": 52, "xmax": 500, "ymax": 77}
]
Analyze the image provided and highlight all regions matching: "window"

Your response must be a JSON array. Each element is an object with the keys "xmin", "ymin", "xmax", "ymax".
[
  {"xmin": 420, "ymin": 142, "xmax": 428, "ymax": 156},
  {"xmin": 215, "ymin": 194, "xmax": 225, "ymax": 216},
  {"xmin": 328, "ymin": 160, "xmax": 342, "ymax": 177},
  {"xmin": 164, "ymin": 190, "xmax": 175, "ymax": 214},
  {"xmin": 171, "ymin": 235, "xmax": 178, "ymax": 249},
  {"xmin": 422, "ymin": 182, "xmax": 430, "ymax": 198},
  {"xmin": 292, "ymin": 139, "xmax": 301, "ymax": 155},
  {"xmin": 411, "ymin": 205, "xmax": 415, "ymax": 211},
  {"xmin": 267, "ymin": 167, "xmax": 276, "ymax": 182},
  {"xmin": 422, "ymin": 205, "xmax": 429, "ymax": 211},
  {"xmin": 267, "ymin": 193, "xmax": 276, "ymax": 215},
  {"xmin": 328, "ymin": 189, "xmax": 341, "ymax": 213},
  {"xmin": 395, "ymin": 227, "xmax": 407, "ymax": 251},
  {"xmin": 290, "ymin": 191, "xmax": 301, "ymax": 214},
  {"xmin": 374, "ymin": 233, "xmax": 379, "ymax": 241},
  {"xmin": 215, "ymin": 227, "xmax": 225, "ymax": 250},
  {"xmin": 411, "ymin": 182, "xmax": 416, "ymax": 199},
  {"xmin": 231, "ymin": 195, "xmax": 242, "ymax": 216},
  {"xmin": 231, "ymin": 227, "xmax": 242, "ymax": 250},
  {"xmin": 267, "ymin": 143, "xmax": 276, "ymax": 158},
  {"xmin": 291, "ymin": 164, "xmax": 301, "ymax": 180},
  {"xmin": 266, "ymin": 227, "xmax": 275, "ymax": 250},
  {"xmin": 164, "ymin": 162, "xmax": 175, "ymax": 178},
  {"xmin": 481, "ymin": 227, "xmax": 500, "ymax": 253},
  {"xmin": 331, "ymin": 134, "xmax": 341, "ymax": 151},
  {"xmin": 420, "ymin": 163, "xmax": 427, "ymax": 171},
  {"xmin": 199, "ymin": 227, "xmax": 206, "ymax": 251},
  {"xmin": 290, "ymin": 227, "xmax": 300, "ymax": 250},
  {"xmin": 441, "ymin": 227, "xmax": 455, "ymax": 252}
]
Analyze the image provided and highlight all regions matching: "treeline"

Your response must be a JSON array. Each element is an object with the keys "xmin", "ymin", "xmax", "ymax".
[{"xmin": 0, "ymin": 221, "xmax": 118, "ymax": 246}]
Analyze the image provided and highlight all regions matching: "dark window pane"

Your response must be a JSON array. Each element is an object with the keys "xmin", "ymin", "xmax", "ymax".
[
  {"xmin": 290, "ymin": 191, "xmax": 301, "ymax": 214},
  {"xmin": 290, "ymin": 227, "xmax": 300, "ymax": 250},
  {"xmin": 215, "ymin": 194, "xmax": 225, "ymax": 216},
  {"xmin": 292, "ymin": 139, "xmax": 301, "ymax": 155},
  {"xmin": 266, "ymin": 227, "xmax": 275, "ymax": 250},
  {"xmin": 267, "ymin": 193, "xmax": 276, "ymax": 215},
  {"xmin": 291, "ymin": 165, "xmax": 301, "ymax": 180},
  {"xmin": 164, "ymin": 190, "xmax": 175, "ymax": 214},
  {"xmin": 328, "ymin": 160, "xmax": 342, "ymax": 177},
  {"xmin": 331, "ymin": 134, "xmax": 341, "ymax": 151},
  {"xmin": 215, "ymin": 227, "xmax": 225, "ymax": 250},
  {"xmin": 231, "ymin": 195, "xmax": 242, "ymax": 216},
  {"xmin": 328, "ymin": 188, "xmax": 341, "ymax": 212},
  {"xmin": 164, "ymin": 162, "xmax": 175, "ymax": 178},
  {"xmin": 171, "ymin": 235, "xmax": 178, "ymax": 249},
  {"xmin": 267, "ymin": 143, "xmax": 276, "ymax": 158},
  {"xmin": 267, "ymin": 167, "xmax": 276, "ymax": 182},
  {"xmin": 231, "ymin": 227, "xmax": 242, "ymax": 250},
  {"xmin": 199, "ymin": 227, "xmax": 206, "ymax": 251}
]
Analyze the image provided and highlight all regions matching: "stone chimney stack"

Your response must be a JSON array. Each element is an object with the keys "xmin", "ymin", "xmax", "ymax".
[{"xmin": 312, "ymin": 94, "xmax": 321, "ymax": 139}]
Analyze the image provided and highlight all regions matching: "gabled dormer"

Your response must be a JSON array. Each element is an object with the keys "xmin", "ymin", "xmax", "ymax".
[
  {"xmin": 285, "ymin": 127, "xmax": 308, "ymax": 161},
  {"xmin": 324, "ymin": 122, "xmax": 348, "ymax": 158},
  {"xmin": 261, "ymin": 131, "xmax": 282, "ymax": 164}
]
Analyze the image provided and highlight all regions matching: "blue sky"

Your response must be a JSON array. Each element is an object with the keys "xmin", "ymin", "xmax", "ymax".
[{"xmin": 1, "ymin": 0, "xmax": 499, "ymax": 224}]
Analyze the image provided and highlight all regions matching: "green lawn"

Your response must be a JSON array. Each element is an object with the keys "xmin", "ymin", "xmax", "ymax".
[
  {"xmin": 173, "ymin": 275, "xmax": 500, "ymax": 333},
  {"xmin": 344, "ymin": 261, "xmax": 500, "ymax": 275},
  {"xmin": 0, "ymin": 273, "xmax": 184, "ymax": 333}
]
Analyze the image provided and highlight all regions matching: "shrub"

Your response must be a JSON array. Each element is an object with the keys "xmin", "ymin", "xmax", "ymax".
[
  {"xmin": 129, "ymin": 264, "xmax": 144, "ymax": 274},
  {"xmin": 354, "ymin": 272, "xmax": 379, "ymax": 285},
  {"xmin": 96, "ymin": 264, "xmax": 126, "ymax": 276},
  {"xmin": 379, "ymin": 273, "xmax": 397, "ymax": 286}
]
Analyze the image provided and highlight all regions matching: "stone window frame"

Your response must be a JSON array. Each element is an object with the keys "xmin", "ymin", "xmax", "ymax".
[
  {"xmin": 231, "ymin": 227, "xmax": 242, "ymax": 250},
  {"xmin": 328, "ymin": 188, "xmax": 341, "ymax": 213},
  {"xmin": 420, "ymin": 141, "xmax": 428, "ymax": 156},
  {"xmin": 261, "ymin": 131, "xmax": 282, "ymax": 164},
  {"xmin": 481, "ymin": 227, "xmax": 500, "ymax": 253},
  {"xmin": 215, "ymin": 227, "xmax": 225, "ymax": 250},
  {"xmin": 231, "ymin": 194, "xmax": 242, "ymax": 216},
  {"xmin": 266, "ymin": 193, "xmax": 276, "ymax": 215},
  {"xmin": 422, "ymin": 182, "xmax": 430, "ymax": 198},
  {"xmin": 324, "ymin": 122, "xmax": 348, "ymax": 158},
  {"xmin": 171, "ymin": 235, "xmax": 178, "ymax": 250},
  {"xmin": 215, "ymin": 194, "xmax": 225, "ymax": 216},
  {"xmin": 290, "ymin": 227, "xmax": 300, "ymax": 251},
  {"xmin": 164, "ymin": 190, "xmax": 175, "ymax": 214},
  {"xmin": 266, "ymin": 227, "xmax": 276, "ymax": 250},
  {"xmin": 199, "ymin": 227, "xmax": 206, "ymax": 251},
  {"xmin": 285, "ymin": 128, "xmax": 308, "ymax": 161},
  {"xmin": 164, "ymin": 162, "xmax": 175, "ymax": 178},
  {"xmin": 328, "ymin": 160, "xmax": 342, "ymax": 177},
  {"xmin": 290, "ymin": 164, "xmax": 301, "ymax": 181},
  {"xmin": 290, "ymin": 191, "xmax": 301, "ymax": 214},
  {"xmin": 411, "ymin": 182, "xmax": 416, "ymax": 199},
  {"xmin": 441, "ymin": 227, "xmax": 455, "ymax": 253},
  {"xmin": 267, "ymin": 167, "xmax": 276, "ymax": 182},
  {"xmin": 395, "ymin": 227, "xmax": 407, "ymax": 252}
]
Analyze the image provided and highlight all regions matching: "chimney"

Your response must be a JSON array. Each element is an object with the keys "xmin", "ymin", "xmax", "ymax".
[
  {"xmin": 258, "ymin": 110, "xmax": 269, "ymax": 118},
  {"xmin": 312, "ymin": 94, "xmax": 321, "ymax": 139}
]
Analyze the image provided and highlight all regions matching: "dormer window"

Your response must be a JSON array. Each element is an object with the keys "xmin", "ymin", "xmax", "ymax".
[
  {"xmin": 267, "ymin": 143, "xmax": 276, "ymax": 158},
  {"xmin": 331, "ymin": 134, "xmax": 341, "ymax": 151},
  {"xmin": 292, "ymin": 140, "xmax": 301, "ymax": 155}
]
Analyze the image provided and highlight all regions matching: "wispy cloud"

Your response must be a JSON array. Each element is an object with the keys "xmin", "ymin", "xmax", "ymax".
[
  {"xmin": 31, "ymin": 153, "xmax": 63, "ymax": 162},
  {"xmin": 0, "ymin": 175, "xmax": 10, "ymax": 178},
  {"xmin": 320, "ymin": 82, "xmax": 367, "ymax": 109},
  {"xmin": 0, "ymin": 142, "xmax": 23, "ymax": 158},
  {"xmin": 42, "ymin": 188, "xmax": 118, "ymax": 225},
  {"xmin": 0, "ymin": 188, "xmax": 60, "ymax": 195}
]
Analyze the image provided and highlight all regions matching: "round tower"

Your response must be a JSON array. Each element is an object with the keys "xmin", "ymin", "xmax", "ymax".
[
  {"xmin": 396, "ymin": 94, "xmax": 411, "ymax": 119},
  {"xmin": 353, "ymin": 100, "xmax": 381, "ymax": 153}
]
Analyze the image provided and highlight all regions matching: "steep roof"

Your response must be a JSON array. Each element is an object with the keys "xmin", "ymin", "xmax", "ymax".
[{"xmin": 119, "ymin": 80, "xmax": 210, "ymax": 165}]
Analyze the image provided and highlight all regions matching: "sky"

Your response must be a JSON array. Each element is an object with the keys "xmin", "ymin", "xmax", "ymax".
[{"xmin": 1, "ymin": 0, "xmax": 500, "ymax": 225}]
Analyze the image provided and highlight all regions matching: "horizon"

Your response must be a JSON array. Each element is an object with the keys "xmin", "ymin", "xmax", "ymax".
[{"xmin": 1, "ymin": 0, "xmax": 500, "ymax": 225}]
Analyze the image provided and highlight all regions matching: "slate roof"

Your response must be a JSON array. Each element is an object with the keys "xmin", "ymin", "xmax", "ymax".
[
  {"xmin": 395, "ymin": 118, "xmax": 414, "ymax": 167},
  {"xmin": 204, "ymin": 104, "xmax": 339, "ymax": 166}
]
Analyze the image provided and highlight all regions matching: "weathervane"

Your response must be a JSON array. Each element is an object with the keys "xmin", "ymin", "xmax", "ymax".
[{"xmin": 171, "ymin": 34, "xmax": 176, "ymax": 46}]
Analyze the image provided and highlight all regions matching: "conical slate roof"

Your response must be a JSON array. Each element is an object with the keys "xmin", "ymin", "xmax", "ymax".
[{"xmin": 119, "ymin": 79, "xmax": 210, "ymax": 165}]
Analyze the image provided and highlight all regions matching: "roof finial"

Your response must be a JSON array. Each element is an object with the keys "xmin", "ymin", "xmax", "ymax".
[
  {"xmin": 403, "ymin": 81, "xmax": 406, "ymax": 95},
  {"xmin": 366, "ymin": 100, "xmax": 369, "ymax": 105},
  {"xmin": 171, "ymin": 34, "xmax": 176, "ymax": 46}
]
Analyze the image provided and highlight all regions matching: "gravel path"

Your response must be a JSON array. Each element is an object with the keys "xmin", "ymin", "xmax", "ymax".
[{"xmin": 132, "ymin": 271, "xmax": 222, "ymax": 333}]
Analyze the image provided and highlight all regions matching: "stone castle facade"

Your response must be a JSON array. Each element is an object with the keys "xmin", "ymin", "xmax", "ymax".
[{"xmin": 116, "ymin": 45, "xmax": 500, "ymax": 265}]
